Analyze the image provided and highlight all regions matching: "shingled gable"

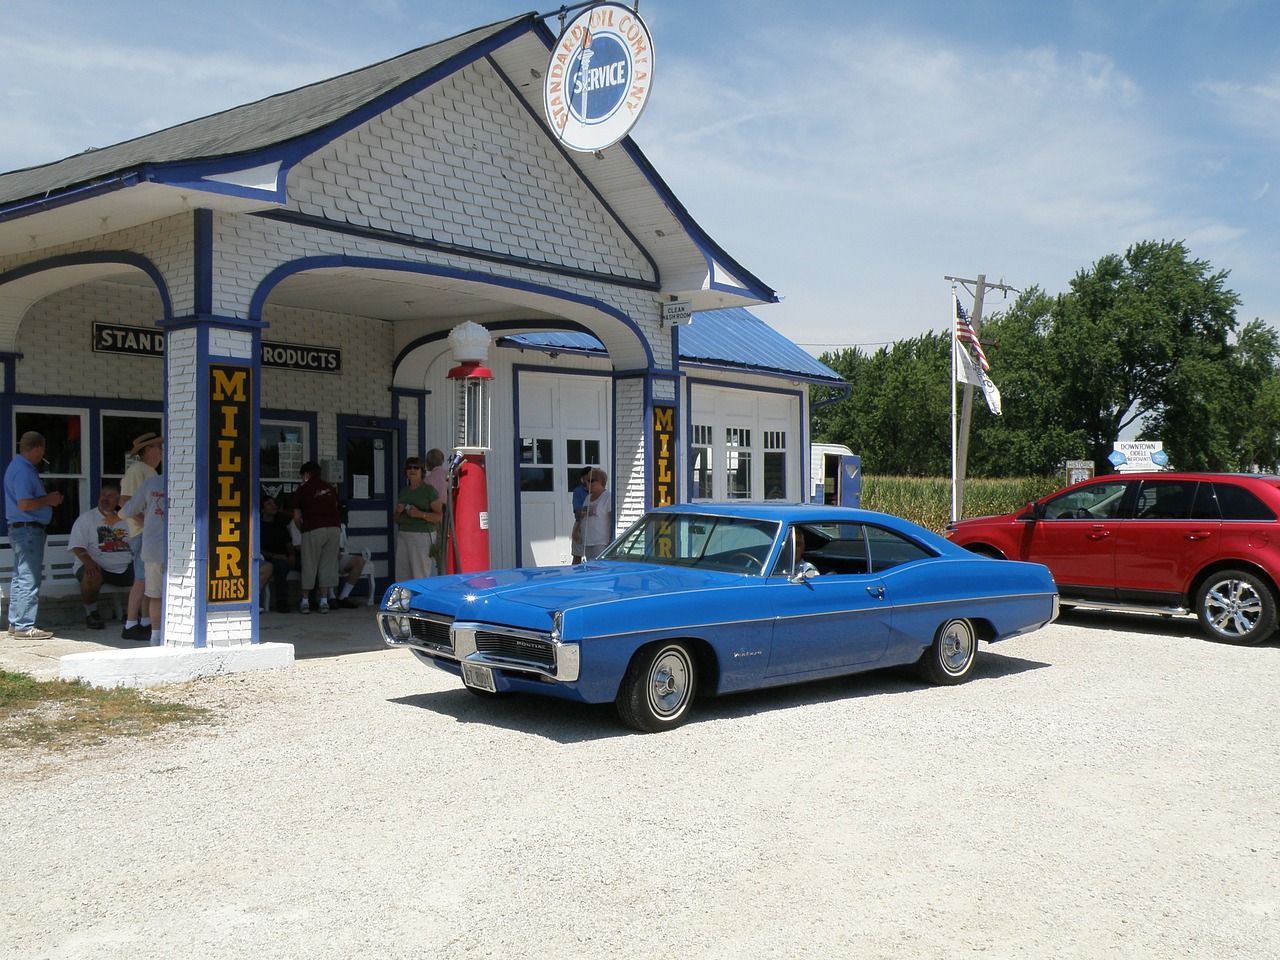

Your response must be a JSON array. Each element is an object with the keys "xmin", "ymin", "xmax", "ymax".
[{"xmin": 0, "ymin": 13, "xmax": 776, "ymax": 308}]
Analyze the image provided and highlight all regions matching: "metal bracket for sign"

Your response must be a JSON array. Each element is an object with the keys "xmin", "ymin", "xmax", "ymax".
[{"xmin": 539, "ymin": 1, "xmax": 641, "ymax": 30}]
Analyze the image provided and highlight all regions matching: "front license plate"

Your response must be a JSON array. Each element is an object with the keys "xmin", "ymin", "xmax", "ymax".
[{"xmin": 461, "ymin": 661, "xmax": 497, "ymax": 693}]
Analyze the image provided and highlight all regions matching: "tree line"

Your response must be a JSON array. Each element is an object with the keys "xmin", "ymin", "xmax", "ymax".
[{"xmin": 811, "ymin": 240, "xmax": 1280, "ymax": 477}]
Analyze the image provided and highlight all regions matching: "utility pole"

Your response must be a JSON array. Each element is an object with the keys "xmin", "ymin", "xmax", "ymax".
[{"xmin": 945, "ymin": 273, "xmax": 1017, "ymax": 519}]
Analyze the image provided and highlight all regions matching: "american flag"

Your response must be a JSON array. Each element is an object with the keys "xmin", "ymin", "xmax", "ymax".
[{"xmin": 955, "ymin": 298, "xmax": 990, "ymax": 372}]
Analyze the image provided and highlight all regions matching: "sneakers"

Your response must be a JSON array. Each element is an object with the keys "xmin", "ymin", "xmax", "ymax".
[
  {"xmin": 318, "ymin": 599, "xmax": 330, "ymax": 615},
  {"xmin": 336, "ymin": 597, "xmax": 361, "ymax": 609},
  {"xmin": 299, "ymin": 599, "xmax": 310, "ymax": 615},
  {"xmin": 10, "ymin": 627, "xmax": 54, "ymax": 640},
  {"xmin": 86, "ymin": 611, "xmax": 106, "ymax": 630},
  {"xmin": 121, "ymin": 623, "xmax": 150, "ymax": 642}
]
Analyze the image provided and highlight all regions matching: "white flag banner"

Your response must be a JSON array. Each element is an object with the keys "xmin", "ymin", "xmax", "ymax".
[{"xmin": 957, "ymin": 342, "xmax": 1002, "ymax": 415}]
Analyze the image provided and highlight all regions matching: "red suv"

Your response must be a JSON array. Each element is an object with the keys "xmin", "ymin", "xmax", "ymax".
[{"xmin": 945, "ymin": 472, "xmax": 1280, "ymax": 645}]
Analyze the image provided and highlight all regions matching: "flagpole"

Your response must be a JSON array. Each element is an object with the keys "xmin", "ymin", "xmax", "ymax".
[{"xmin": 950, "ymin": 288, "xmax": 959, "ymax": 523}]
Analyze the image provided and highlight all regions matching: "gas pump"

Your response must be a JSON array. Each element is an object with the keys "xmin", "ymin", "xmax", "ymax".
[{"xmin": 442, "ymin": 322, "xmax": 492, "ymax": 574}]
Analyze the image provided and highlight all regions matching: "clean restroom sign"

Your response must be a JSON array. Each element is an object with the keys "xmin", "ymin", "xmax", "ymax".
[{"xmin": 544, "ymin": 2, "xmax": 655, "ymax": 152}]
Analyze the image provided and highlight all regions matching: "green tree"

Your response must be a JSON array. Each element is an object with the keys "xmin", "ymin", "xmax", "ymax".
[
  {"xmin": 1053, "ymin": 240, "xmax": 1241, "ymax": 469},
  {"xmin": 813, "ymin": 334, "xmax": 951, "ymax": 474}
]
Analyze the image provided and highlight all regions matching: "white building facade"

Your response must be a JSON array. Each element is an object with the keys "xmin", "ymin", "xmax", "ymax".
[{"xmin": 0, "ymin": 15, "xmax": 841, "ymax": 651}]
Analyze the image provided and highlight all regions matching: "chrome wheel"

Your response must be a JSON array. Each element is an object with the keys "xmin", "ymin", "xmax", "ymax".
[
  {"xmin": 918, "ymin": 618, "xmax": 977, "ymax": 685},
  {"xmin": 1197, "ymin": 571, "xmax": 1276, "ymax": 645},
  {"xmin": 647, "ymin": 645, "xmax": 693, "ymax": 719},
  {"xmin": 616, "ymin": 642, "xmax": 698, "ymax": 732}
]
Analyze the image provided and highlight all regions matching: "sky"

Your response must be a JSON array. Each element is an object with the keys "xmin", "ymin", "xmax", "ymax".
[{"xmin": 3, "ymin": 0, "xmax": 1279, "ymax": 358}]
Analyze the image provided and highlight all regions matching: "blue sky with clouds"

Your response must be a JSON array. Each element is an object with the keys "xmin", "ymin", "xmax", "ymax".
[{"xmin": 2, "ymin": 0, "xmax": 1278, "ymax": 356}]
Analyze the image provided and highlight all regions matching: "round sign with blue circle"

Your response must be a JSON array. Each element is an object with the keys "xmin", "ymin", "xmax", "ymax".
[{"xmin": 544, "ymin": 3, "xmax": 655, "ymax": 152}]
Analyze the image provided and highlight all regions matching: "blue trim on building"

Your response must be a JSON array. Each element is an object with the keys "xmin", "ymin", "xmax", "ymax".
[
  {"xmin": 0, "ymin": 251, "xmax": 174, "ymax": 321},
  {"xmin": 193, "ymin": 210, "xmax": 214, "ymax": 316},
  {"xmin": 256, "ymin": 210, "xmax": 660, "ymax": 293},
  {"xmin": 249, "ymin": 257, "xmax": 657, "ymax": 371},
  {"xmin": 0, "ymin": 173, "xmax": 142, "ymax": 225}
]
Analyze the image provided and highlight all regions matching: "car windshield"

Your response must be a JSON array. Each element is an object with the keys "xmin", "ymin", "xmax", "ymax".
[{"xmin": 601, "ymin": 512, "xmax": 781, "ymax": 575}]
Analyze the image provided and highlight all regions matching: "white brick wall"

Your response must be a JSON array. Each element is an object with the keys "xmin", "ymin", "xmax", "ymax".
[
  {"xmin": 14, "ymin": 279, "xmax": 165, "ymax": 397},
  {"xmin": 164, "ymin": 326, "xmax": 200, "ymax": 646},
  {"xmin": 286, "ymin": 63, "xmax": 651, "ymax": 285}
]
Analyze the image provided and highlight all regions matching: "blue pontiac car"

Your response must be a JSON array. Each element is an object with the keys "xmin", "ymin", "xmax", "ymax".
[{"xmin": 379, "ymin": 503, "xmax": 1059, "ymax": 732}]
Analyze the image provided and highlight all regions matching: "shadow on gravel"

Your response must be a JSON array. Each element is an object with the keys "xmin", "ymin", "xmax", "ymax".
[
  {"xmin": 1056, "ymin": 607, "xmax": 1280, "ymax": 648},
  {"xmin": 387, "ymin": 646, "xmax": 1050, "ymax": 742}
]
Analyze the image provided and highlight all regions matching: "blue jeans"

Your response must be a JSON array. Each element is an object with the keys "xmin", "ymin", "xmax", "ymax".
[{"xmin": 8, "ymin": 524, "xmax": 46, "ymax": 631}]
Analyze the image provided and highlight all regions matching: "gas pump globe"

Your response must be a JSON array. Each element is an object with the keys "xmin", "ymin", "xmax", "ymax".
[{"xmin": 443, "ymin": 322, "xmax": 493, "ymax": 573}]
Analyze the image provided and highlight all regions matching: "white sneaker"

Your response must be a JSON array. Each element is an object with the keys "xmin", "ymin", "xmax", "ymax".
[
  {"xmin": 319, "ymin": 599, "xmax": 330, "ymax": 614},
  {"xmin": 299, "ymin": 599, "xmax": 310, "ymax": 615}
]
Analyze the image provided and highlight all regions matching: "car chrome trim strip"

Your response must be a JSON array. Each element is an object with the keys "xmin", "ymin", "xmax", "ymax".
[{"xmin": 1063, "ymin": 598, "xmax": 1191, "ymax": 617}]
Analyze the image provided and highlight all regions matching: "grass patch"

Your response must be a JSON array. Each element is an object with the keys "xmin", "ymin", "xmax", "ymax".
[{"xmin": 0, "ymin": 669, "xmax": 211, "ymax": 752}]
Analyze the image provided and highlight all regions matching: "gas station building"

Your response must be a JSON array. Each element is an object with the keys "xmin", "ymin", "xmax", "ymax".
[{"xmin": 0, "ymin": 13, "xmax": 842, "ymax": 669}]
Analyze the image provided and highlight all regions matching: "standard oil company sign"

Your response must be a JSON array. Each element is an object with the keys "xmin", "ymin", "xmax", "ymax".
[{"xmin": 544, "ymin": 2, "xmax": 654, "ymax": 152}]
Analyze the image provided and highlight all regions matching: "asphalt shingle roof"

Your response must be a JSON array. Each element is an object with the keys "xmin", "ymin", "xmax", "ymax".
[{"xmin": 0, "ymin": 15, "xmax": 532, "ymax": 208}]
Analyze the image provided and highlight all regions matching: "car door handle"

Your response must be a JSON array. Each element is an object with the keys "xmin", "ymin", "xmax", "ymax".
[
  {"xmin": 1184, "ymin": 532, "xmax": 1212, "ymax": 541},
  {"xmin": 866, "ymin": 586, "xmax": 885, "ymax": 600},
  {"xmin": 1087, "ymin": 526, "xmax": 1109, "ymax": 540}
]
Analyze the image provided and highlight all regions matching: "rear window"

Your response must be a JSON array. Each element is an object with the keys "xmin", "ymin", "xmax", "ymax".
[{"xmin": 1211, "ymin": 482, "xmax": 1277, "ymax": 521}]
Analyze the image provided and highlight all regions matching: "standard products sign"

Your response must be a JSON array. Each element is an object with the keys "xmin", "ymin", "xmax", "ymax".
[{"xmin": 93, "ymin": 323, "xmax": 340, "ymax": 373}]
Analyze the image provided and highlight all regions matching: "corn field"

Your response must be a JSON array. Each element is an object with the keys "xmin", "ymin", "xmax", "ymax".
[{"xmin": 862, "ymin": 475, "xmax": 1065, "ymax": 534}]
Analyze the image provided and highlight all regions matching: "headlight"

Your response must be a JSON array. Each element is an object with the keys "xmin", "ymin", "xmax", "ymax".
[
  {"xmin": 386, "ymin": 616, "xmax": 413, "ymax": 640},
  {"xmin": 386, "ymin": 585, "xmax": 413, "ymax": 612}
]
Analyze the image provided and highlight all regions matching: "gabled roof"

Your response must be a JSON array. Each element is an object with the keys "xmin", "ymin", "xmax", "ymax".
[
  {"xmin": 0, "ymin": 12, "xmax": 777, "ymax": 309},
  {"xmin": 0, "ymin": 15, "xmax": 531, "ymax": 206},
  {"xmin": 498, "ymin": 307, "xmax": 843, "ymax": 385}
]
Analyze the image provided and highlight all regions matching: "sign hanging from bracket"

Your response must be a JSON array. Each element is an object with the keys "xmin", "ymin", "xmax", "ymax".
[{"xmin": 544, "ymin": 2, "xmax": 655, "ymax": 152}]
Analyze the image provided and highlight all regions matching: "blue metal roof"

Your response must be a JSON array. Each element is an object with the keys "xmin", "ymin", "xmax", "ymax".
[{"xmin": 497, "ymin": 308, "xmax": 842, "ymax": 384}]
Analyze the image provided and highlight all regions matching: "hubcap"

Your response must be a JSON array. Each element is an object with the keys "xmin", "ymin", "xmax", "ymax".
[
  {"xmin": 648, "ymin": 649, "xmax": 690, "ymax": 717},
  {"xmin": 1204, "ymin": 579, "xmax": 1263, "ymax": 638},
  {"xmin": 940, "ymin": 620, "xmax": 975, "ymax": 675}
]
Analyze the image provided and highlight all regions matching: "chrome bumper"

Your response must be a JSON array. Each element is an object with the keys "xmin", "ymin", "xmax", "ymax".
[{"xmin": 379, "ymin": 613, "xmax": 580, "ymax": 683}]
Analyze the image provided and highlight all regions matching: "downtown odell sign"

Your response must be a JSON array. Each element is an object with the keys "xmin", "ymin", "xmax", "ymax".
[{"xmin": 544, "ymin": 3, "xmax": 655, "ymax": 152}]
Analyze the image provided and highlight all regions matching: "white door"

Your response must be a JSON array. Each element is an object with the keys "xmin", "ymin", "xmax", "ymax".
[{"xmin": 518, "ymin": 373, "xmax": 609, "ymax": 566}]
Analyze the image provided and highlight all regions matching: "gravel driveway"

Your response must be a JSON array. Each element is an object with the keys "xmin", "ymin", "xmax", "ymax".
[{"xmin": 3, "ymin": 611, "xmax": 1277, "ymax": 959}]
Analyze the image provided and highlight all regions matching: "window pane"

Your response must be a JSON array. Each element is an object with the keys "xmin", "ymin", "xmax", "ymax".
[
  {"xmin": 14, "ymin": 410, "xmax": 85, "ymax": 535},
  {"xmin": 102, "ymin": 413, "xmax": 162, "ymax": 478},
  {"xmin": 261, "ymin": 421, "xmax": 306, "ymax": 483},
  {"xmin": 764, "ymin": 452, "xmax": 786, "ymax": 500}
]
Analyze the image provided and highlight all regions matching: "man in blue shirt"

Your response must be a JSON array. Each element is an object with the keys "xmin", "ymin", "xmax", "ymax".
[{"xmin": 5, "ymin": 431, "xmax": 65, "ymax": 639}]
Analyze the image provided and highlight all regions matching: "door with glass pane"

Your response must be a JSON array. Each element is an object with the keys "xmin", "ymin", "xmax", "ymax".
[
  {"xmin": 518, "ymin": 373, "xmax": 609, "ymax": 567},
  {"xmin": 342, "ymin": 426, "xmax": 396, "ymax": 597}
]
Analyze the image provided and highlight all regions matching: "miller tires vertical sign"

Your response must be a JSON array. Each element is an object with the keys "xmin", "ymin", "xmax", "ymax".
[{"xmin": 208, "ymin": 364, "xmax": 252, "ymax": 604}]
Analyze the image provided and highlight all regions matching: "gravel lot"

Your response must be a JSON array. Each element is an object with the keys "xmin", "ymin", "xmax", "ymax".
[{"xmin": 2, "ymin": 610, "xmax": 1278, "ymax": 960}]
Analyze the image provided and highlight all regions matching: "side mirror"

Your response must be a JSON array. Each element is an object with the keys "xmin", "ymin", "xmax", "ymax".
[
  {"xmin": 1023, "ymin": 502, "xmax": 1045, "ymax": 521},
  {"xmin": 790, "ymin": 561, "xmax": 820, "ymax": 584}
]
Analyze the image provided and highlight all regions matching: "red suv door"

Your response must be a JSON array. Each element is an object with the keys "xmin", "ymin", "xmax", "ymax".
[
  {"xmin": 1022, "ymin": 479, "xmax": 1130, "ymax": 599},
  {"xmin": 1111, "ymin": 478, "xmax": 1220, "ymax": 605}
]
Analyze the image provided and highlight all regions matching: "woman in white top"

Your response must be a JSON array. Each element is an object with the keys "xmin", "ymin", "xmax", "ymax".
[{"xmin": 580, "ymin": 468, "xmax": 614, "ymax": 560}]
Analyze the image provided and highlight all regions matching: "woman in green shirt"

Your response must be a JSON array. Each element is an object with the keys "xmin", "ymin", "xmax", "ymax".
[{"xmin": 395, "ymin": 457, "xmax": 443, "ymax": 579}]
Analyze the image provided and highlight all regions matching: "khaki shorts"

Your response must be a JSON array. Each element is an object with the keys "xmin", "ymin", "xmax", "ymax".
[{"xmin": 144, "ymin": 561, "xmax": 165, "ymax": 599}]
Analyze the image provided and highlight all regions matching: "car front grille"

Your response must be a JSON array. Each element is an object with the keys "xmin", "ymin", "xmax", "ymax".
[{"xmin": 474, "ymin": 630, "xmax": 556, "ymax": 670}]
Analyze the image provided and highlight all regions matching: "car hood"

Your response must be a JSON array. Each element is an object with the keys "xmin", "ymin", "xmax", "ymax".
[{"xmin": 401, "ymin": 561, "xmax": 744, "ymax": 627}]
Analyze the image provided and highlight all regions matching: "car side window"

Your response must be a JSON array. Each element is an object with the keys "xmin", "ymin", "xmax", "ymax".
[
  {"xmin": 865, "ymin": 525, "xmax": 934, "ymax": 572},
  {"xmin": 1211, "ymin": 482, "xmax": 1277, "ymax": 521},
  {"xmin": 1133, "ymin": 480, "xmax": 1198, "ymax": 520},
  {"xmin": 1043, "ymin": 481, "xmax": 1129, "ymax": 520},
  {"xmin": 772, "ymin": 523, "xmax": 870, "ymax": 577}
]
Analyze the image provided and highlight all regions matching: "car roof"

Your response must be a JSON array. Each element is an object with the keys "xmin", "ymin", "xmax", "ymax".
[{"xmin": 649, "ymin": 501, "xmax": 931, "ymax": 529}]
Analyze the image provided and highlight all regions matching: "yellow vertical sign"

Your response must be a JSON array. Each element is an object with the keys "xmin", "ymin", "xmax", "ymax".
[
  {"xmin": 652, "ymin": 404, "xmax": 675, "ymax": 507},
  {"xmin": 207, "ymin": 364, "xmax": 252, "ymax": 604}
]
